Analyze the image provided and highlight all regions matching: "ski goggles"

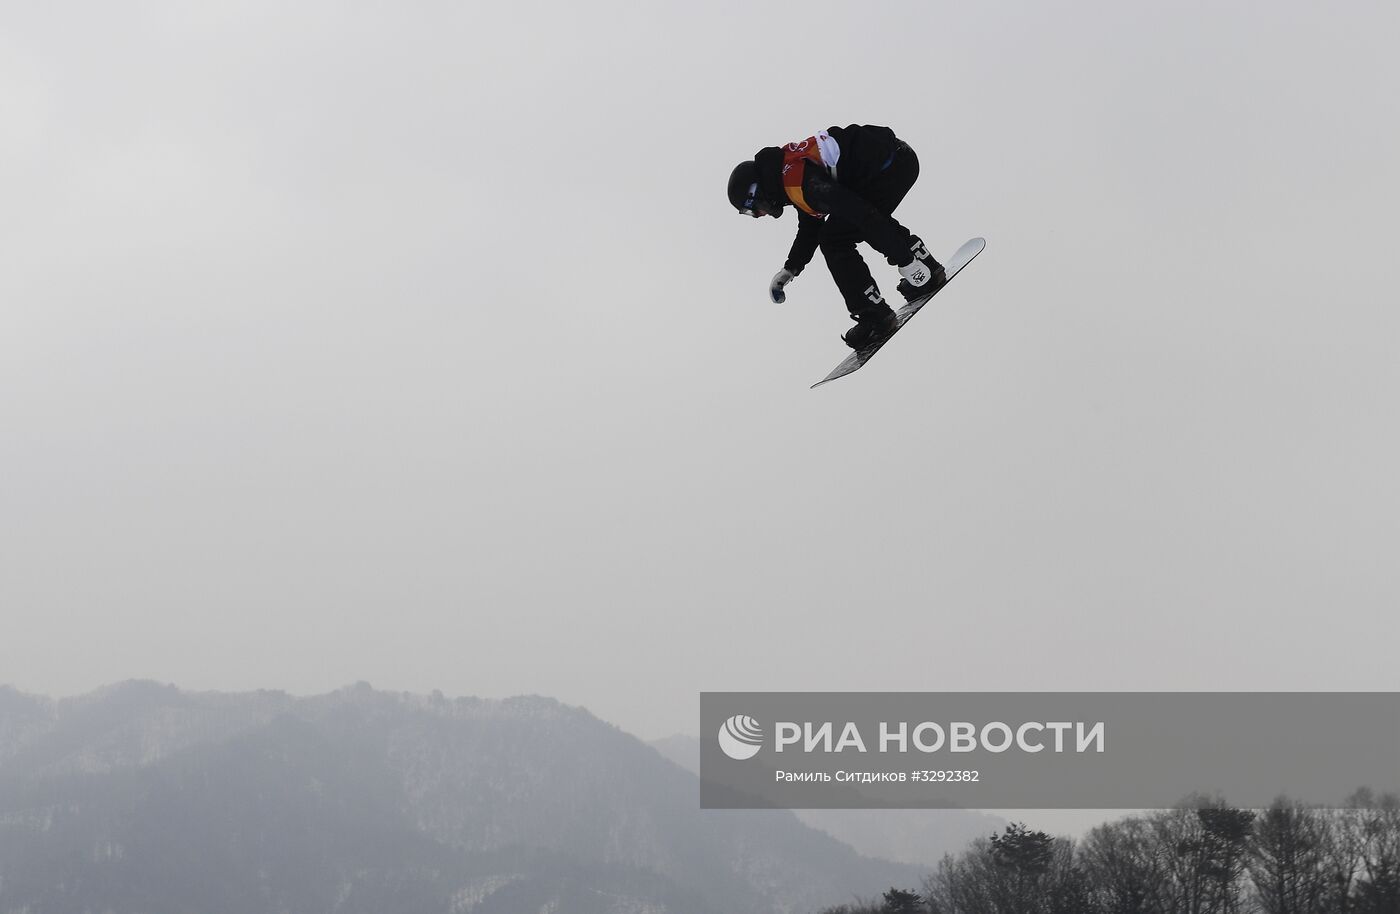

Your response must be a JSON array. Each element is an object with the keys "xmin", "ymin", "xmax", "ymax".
[{"xmin": 738, "ymin": 182, "xmax": 767, "ymax": 217}]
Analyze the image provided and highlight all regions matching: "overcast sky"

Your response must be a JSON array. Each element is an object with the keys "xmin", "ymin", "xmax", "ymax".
[{"xmin": 3, "ymin": 0, "xmax": 1398, "ymax": 797}]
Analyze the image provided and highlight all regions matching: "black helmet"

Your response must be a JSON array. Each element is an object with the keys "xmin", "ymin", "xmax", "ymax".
[{"xmin": 727, "ymin": 161, "xmax": 782, "ymax": 218}]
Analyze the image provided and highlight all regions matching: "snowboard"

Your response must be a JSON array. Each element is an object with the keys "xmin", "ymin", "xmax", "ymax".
[{"xmin": 812, "ymin": 237, "xmax": 986, "ymax": 389}]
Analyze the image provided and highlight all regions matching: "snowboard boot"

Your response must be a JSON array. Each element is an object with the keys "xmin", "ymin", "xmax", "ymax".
[
  {"xmin": 896, "ymin": 236, "xmax": 947, "ymax": 304},
  {"xmin": 841, "ymin": 305, "xmax": 899, "ymax": 350}
]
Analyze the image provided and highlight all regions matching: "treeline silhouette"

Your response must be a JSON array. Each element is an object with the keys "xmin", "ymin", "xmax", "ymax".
[{"xmin": 819, "ymin": 789, "xmax": 1399, "ymax": 914}]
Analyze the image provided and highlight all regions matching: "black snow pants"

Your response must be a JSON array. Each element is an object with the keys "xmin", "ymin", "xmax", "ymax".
[{"xmin": 820, "ymin": 142, "xmax": 920, "ymax": 315}]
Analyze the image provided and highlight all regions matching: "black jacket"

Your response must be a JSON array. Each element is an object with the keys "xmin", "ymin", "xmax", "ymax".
[{"xmin": 752, "ymin": 125, "xmax": 912, "ymax": 275}]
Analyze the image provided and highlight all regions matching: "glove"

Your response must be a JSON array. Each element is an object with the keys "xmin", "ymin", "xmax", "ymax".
[{"xmin": 769, "ymin": 268, "xmax": 796, "ymax": 303}]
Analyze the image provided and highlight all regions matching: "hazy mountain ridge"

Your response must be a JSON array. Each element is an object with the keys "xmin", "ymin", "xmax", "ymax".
[
  {"xmin": 0, "ymin": 681, "xmax": 297, "ymax": 779},
  {"xmin": 0, "ymin": 682, "xmax": 922, "ymax": 914}
]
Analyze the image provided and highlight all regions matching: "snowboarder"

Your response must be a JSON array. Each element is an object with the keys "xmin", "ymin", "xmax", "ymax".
[{"xmin": 727, "ymin": 125, "xmax": 946, "ymax": 349}]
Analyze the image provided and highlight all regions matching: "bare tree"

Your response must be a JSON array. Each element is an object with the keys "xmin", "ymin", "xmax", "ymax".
[
  {"xmin": 1148, "ymin": 798, "xmax": 1255, "ymax": 914},
  {"xmin": 922, "ymin": 823, "xmax": 1092, "ymax": 914},
  {"xmin": 1080, "ymin": 815, "xmax": 1173, "ymax": 914},
  {"xmin": 1248, "ymin": 797, "xmax": 1329, "ymax": 914},
  {"xmin": 1351, "ymin": 790, "xmax": 1400, "ymax": 914},
  {"xmin": 924, "ymin": 840, "xmax": 1000, "ymax": 914}
]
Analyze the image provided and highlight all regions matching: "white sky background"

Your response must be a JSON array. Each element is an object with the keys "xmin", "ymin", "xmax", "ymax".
[{"xmin": 3, "ymin": 0, "xmax": 1399, "ymax": 804}]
